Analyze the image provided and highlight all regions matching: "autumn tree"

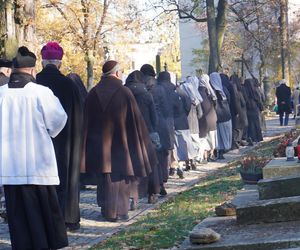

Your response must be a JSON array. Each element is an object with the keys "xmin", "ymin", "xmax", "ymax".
[
  {"xmin": 38, "ymin": 0, "xmax": 141, "ymax": 90},
  {"xmin": 148, "ymin": 0, "xmax": 228, "ymax": 73}
]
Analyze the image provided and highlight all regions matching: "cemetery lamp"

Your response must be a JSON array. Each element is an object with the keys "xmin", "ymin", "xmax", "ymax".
[{"xmin": 286, "ymin": 139, "xmax": 295, "ymax": 161}]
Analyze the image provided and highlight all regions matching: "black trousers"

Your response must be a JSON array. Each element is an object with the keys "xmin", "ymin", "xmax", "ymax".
[{"xmin": 4, "ymin": 185, "xmax": 68, "ymax": 250}]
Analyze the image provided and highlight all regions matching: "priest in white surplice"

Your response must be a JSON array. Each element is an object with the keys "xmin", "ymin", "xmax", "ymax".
[{"xmin": 0, "ymin": 46, "xmax": 69, "ymax": 249}]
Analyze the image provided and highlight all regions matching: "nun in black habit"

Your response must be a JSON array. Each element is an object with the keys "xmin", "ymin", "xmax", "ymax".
[
  {"xmin": 210, "ymin": 72, "xmax": 232, "ymax": 159},
  {"xmin": 244, "ymin": 78, "xmax": 263, "ymax": 142},
  {"xmin": 230, "ymin": 74, "xmax": 248, "ymax": 149},
  {"xmin": 125, "ymin": 70, "xmax": 161, "ymax": 203},
  {"xmin": 141, "ymin": 64, "xmax": 176, "ymax": 182}
]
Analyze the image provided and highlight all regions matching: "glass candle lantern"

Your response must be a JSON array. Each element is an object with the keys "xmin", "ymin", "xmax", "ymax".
[{"xmin": 286, "ymin": 139, "xmax": 295, "ymax": 161}]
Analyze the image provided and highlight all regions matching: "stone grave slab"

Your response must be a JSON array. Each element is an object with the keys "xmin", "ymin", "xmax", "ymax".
[
  {"xmin": 258, "ymin": 175, "xmax": 300, "ymax": 200},
  {"xmin": 263, "ymin": 158, "xmax": 300, "ymax": 179},
  {"xmin": 179, "ymin": 216, "xmax": 300, "ymax": 250},
  {"xmin": 236, "ymin": 195, "xmax": 300, "ymax": 224}
]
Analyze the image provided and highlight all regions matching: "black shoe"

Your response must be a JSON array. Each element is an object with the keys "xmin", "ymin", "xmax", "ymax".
[
  {"xmin": 247, "ymin": 138, "xmax": 254, "ymax": 146},
  {"xmin": 160, "ymin": 186, "xmax": 167, "ymax": 196},
  {"xmin": 217, "ymin": 150, "xmax": 225, "ymax": 160},
  {"xmin": 177, "ymin": 168, "xmax": 184, "ymax": 179},
  {"xmin": 184, "ymin": 160, "xmax": 190, "ymax": 171},
  {"xmin": 118, "ymin": 214, "xmax": 129, "ymax": 221},
  {"xmin": 190, "ymin": 159, "xmax": 197, "ymax": 170},
  {"xmin": 169, "ymin": 168, "xmax": 176, "ymax": 176},
  {"xmin": 231, "ymin": 143, "xmax": 239, "ymax": 150},
  {"xmin": 66, "ymin": 222, "xmax": 80, "ymax": 231},
  {"xmin": 105, "ymin": 217, "xmax": 118, "ymax": 222},
  {"xmin": 240, "ymin": 140, "xmax": 248, "ymax": 146},
  {"xmin": 148, "ymin": 194, "xmax": 158, "ymax": 204},
  {"xmin": 130, "ymin": 198, "xmax": 137, "ymax": 211},
  {"xmin": 207, "ymin": 156, "xmax": 216, "ymax": 162}
]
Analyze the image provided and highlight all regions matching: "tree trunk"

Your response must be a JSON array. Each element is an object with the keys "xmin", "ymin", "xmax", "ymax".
[
  {"xmin": 279, "ymin": 0, "xmax": 289, "ymax": 83},
  {"xmin": 0, "ymin": 1, "xmax": 17, "ymax": 59},
  {"xmin": 86, "ymin": 50, "xmax": 94, "ymax": 90},
  {"xmin": 206, "ymin": 0, "xmax": 220, "ymax": 73},
  {"xmin": 216, "ymin": 0, "xmax": 228, "ymax": 64},
  {"xmin": 15, "ymin": 0, "xmax": 36, "ymax": 52},
  {"xmin": 0, "ymin": 0, "xmax": 36, "ymax": 58}
]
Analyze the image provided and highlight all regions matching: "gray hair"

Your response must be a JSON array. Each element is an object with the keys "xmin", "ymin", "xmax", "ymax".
[
  {"xmin": 102, "ymin": 63, "xmax": 120, "ymax": 76},
  {"xmin": 42, "ymin": 59, "xmax": 61, "ymax": 68}
]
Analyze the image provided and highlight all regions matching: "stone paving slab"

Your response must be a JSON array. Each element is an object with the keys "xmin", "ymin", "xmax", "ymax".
[{"xmin": 0, "ymin": 118, "xmax": 294, "ymax": 249}]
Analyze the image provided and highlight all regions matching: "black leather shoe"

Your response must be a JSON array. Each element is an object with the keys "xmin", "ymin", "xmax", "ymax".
[
  {"xmin": 130, "ymin": 198, "xmax": 137, "ymax": 211},
  {"xmin": 169, "ymin": 168, "xmax": 176, "ymax": 176},
  {"xmin": 177, "ymin": 168, "xmax": 184, "ymax": 179},
  {"xmin": 160, "ymin": 186, "xmax": 167, "ymax": 196},
  {"xmin": 66, "ymin": 222, "xmax": 80, "ymax": 231}
]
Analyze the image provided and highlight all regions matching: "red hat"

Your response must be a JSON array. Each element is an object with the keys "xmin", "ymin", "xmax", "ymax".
[
  {"xmin": 102, "ymin": 60, "xmax": 119, "ymax": 75},
  {"xmin": 41, "ymin": 42, "xmax": 64, "ymax": 60}
]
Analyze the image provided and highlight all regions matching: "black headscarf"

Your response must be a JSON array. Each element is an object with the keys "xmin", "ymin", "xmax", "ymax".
[
  {"xmin": 157, "ymin": 71, "xmax": 171, "ymax": 82},
  {"xmin": 140, "ymin": 64, "xmax": 156, "ymax": 77},
  {"xmin": 230, "ymin": 74, "xmax": 242, "ymax": 92},
  {"xmin": 244, "ymin": 78, "xmax": 260, "ymax": 101},
  {"xmin": 125, "ymin": 70, "xmax": 144, "ymax": 86},
  {"xmin": 220, "ymin": 73, "xmax": 231, "ymax": 89},
  {"xmin": 67, "ymin": 73, "xmax": 88, "ymax": 104}
]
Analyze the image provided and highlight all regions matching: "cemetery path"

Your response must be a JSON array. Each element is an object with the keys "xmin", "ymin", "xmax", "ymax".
[{"xmin": 0, "ymin": 116, "xmax": 294, "ymax": 250}]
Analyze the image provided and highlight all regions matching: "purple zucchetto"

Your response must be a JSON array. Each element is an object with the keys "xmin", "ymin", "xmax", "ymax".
[{"xmin": 41, "ymin": 42, "xmax": 64, "ymax": 60}]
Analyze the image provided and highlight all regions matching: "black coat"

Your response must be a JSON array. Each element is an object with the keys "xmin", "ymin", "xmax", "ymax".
[
  {"xmin": 215, "ymin": 88, "xmax": 231, "ymax": 123},
  {"xmin": 221, "ymin": 74, "xmax": 237, "ymax": 118},
  {"xmin": 145, "ymin": 75, "xmax": 173, "ymax": 150},
  {"xmin": 125, "ymin": 72, "xmax": 157, "ymax": 133},
  {"xmin": 36, "ymin": 65, "xmax": 83, "ymax": 225},
  {"xmin": 198, "ymin": 86, "xmax": 217, "ymax": 137},
  {"xmin": 174, "ymin": 87, "xmax": 191, "ymax": 130},
  {"xmin": 232, "ymin": 83, "xmax": 248, "ymax": 129},
  {"xmin": 157, "ymin": 72, "xmax": 177, "ymax": 147},
  {"xmin": 276, "ymin": 84, "xmax": 291, "ymax": 114}
]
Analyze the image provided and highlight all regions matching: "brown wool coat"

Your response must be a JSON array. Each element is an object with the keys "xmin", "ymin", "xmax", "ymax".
[{"xmin": 80, "ymin": 75, "xmax": 156, "ymax": 178}]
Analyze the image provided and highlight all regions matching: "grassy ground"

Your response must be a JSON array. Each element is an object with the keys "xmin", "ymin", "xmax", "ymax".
[{"xmin": 95, "ymin": 137, "xmax": 282, "ymax": 250}]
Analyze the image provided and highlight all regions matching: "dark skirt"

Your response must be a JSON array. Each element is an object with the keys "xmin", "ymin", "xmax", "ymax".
[
  {"xmin": 247, "ymin": 112, "xmax": 263, "ymax": 142},
  {"xmin": 4, "ymin": 185, "xmax": 68, "ymax": 250}
]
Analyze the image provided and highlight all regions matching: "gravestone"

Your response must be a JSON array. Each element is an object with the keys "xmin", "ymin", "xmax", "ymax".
[
  {"xmin": 263, "ymin": 158, "xmax": 300, "ymax": 179},
  {"xmin": 258, "ymin": 175, "xmax": 300, "ymax": 200}
]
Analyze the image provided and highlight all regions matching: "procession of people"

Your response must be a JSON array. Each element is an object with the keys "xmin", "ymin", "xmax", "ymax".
[{"xmin": 0, "ymin": 42, "xmax": 291, "ymax": 249}]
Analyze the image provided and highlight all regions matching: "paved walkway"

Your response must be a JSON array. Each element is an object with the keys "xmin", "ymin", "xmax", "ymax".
[{"xmin": 0, "ymin": 117, "xmax": 294, "ymax": 250}]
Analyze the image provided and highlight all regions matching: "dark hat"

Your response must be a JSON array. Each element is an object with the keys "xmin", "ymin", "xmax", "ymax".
[
  {"xmin": 0, "ymin": 59, "xmax": 12, "ymax": 68},
  {"xmin": 140, "ymin": 64, "xmax": 156, "ymax": 77},
  {"xmin": 102, "ymin": 60, "xmax": 119, "ymax": 75},
  {"xmin": 13, "ymin": 46, "xmax": 36, "ymax": 68},
  {"xmin": 41, "ymin": 42, "xmax": 64, "ymax": 60}
]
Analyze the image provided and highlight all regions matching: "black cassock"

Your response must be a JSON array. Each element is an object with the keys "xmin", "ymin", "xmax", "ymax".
[{"xmin": 37, "ymin": 65, "xmax": 83, "ymax": 226}]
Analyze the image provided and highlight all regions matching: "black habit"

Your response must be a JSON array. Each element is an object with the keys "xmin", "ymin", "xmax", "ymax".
[{"xmin": 36, "ymin": 65, "xmax": 83, "ymax": 226}]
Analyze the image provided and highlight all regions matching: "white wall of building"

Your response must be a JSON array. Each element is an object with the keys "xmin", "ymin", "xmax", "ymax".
[{"xmin": 179, "ymin": 20, "xmax": 206, "ymax": 79}]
